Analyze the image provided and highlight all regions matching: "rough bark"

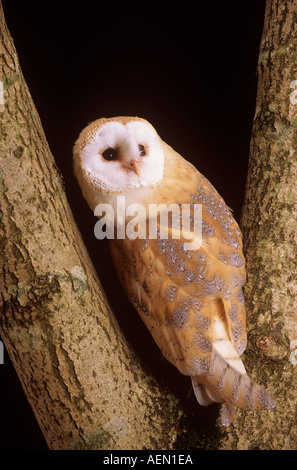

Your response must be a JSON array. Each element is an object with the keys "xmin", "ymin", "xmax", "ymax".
[
  {"xmin": 219, "ymin": 0, "xmax": 297, "ymax": 450},
  {"xmin": 0, "ymin": 3, "xmax": 184, "ymax": 450}
]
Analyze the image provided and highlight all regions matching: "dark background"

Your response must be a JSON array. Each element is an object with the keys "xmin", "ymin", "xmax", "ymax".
[{"xmin": 1, "ymin": 0, "xmax": 266, "ymax": 450}]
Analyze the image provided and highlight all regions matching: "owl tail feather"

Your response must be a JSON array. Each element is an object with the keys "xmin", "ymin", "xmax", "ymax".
[{"xmin": 191, "ymin": 342, "xmax": 275, "ymax": 426}]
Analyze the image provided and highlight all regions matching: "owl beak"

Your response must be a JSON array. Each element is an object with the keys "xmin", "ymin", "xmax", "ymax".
[{"xmin": 129, "ymin": 159, "xmax": 140, "ymax": 177}]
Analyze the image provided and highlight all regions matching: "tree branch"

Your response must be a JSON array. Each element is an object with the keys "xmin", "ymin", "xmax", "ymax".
[
  {"xmin": 220, "ymin": 0, "xmax": 297, "ymax": 450},
  {"xmin": 0, "ymin": 2, "xmax": 184, "ymax": 450}
]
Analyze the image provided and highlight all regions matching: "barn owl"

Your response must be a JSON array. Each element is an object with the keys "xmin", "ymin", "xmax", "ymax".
[{"xmin": 73, "ymin": 116, "xmax": 275, "ymax": 425}]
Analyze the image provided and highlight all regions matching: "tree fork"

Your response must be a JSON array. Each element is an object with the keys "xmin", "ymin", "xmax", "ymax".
[{"xmin": 0, "ymin": 2, "xmax": 183, "ymax": 450}]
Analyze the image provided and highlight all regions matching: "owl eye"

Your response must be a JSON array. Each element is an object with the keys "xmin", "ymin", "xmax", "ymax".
[
  {"xmin": 138, "ymin": 144, "xmax": 146, "ymax": 157},
  {"xmin": 102, "ymin": 148, "xmax": 117, "ymax": 161}
]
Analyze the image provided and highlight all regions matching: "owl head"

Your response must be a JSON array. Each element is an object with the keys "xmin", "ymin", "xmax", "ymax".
[{"xmin": 73, "ymin": 116, "xmax": 164, "ymax": 210}]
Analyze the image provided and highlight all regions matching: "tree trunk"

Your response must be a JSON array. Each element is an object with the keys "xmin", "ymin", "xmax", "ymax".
[
  {"xmin": 0, "ymin": 3, "xmax": 184, "ymax": 450},
  {"xmin": 220, "ymin": 0, "xmax": 297, "ymax": 450}
]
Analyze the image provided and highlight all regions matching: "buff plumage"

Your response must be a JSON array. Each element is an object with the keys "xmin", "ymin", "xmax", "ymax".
[{"xmin": 73, "ymin": 116, "xmax": 275, "ymax": 425}]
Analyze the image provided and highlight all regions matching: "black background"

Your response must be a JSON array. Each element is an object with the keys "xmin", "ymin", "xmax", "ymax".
[{"xmin": 0, "ymin": 0, "xmax": 266, "ymax": 450}]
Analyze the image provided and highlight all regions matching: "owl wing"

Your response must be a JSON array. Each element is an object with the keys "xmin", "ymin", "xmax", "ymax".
[{"xmin": 109, "ymin": 146, "xmax": 274, "ymax": 425}]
